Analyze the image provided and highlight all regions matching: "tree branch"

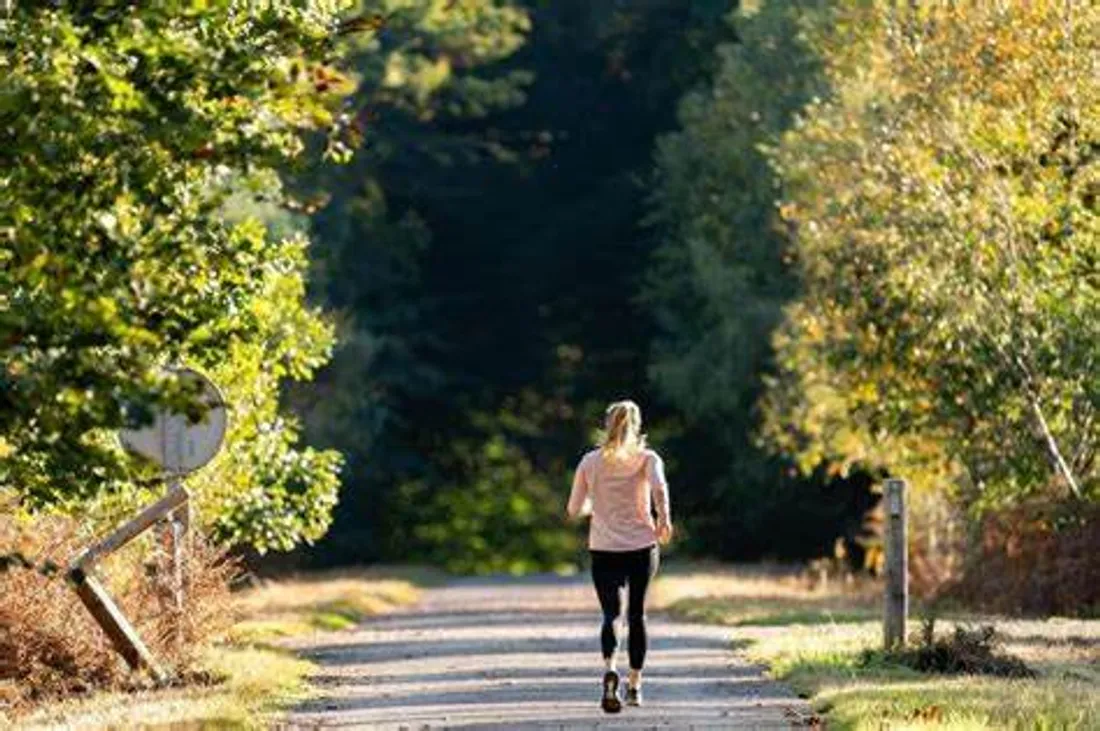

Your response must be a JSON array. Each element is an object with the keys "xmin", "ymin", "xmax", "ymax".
[{"xmin": 1028, "ymin": 395, "xmax": 1082, "ymax": 499}]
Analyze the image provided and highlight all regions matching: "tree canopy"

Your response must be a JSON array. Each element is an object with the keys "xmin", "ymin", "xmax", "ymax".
[
  {"xmin": 1, "ymin": 1, "xmax": 354, "ymax": 549},
  {"xmin": 6, "ymin": 0, "xmax": 1091, "ymax": 573},
  {"xmin": 762, "ymin": 0, "xmax": 1099, "ymax": 509}
]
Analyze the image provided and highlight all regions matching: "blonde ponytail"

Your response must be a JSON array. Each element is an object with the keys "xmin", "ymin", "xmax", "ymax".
[{"xmin": 600, "ymin": 400, "xmax": 646, "ymax": 457}]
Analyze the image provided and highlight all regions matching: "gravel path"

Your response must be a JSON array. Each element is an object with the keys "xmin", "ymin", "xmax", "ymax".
[{"xmin": 280, "ymin": 575, "xmax": 808, "ymax": 730}]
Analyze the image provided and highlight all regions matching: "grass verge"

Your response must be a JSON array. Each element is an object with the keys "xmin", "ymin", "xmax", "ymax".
[
  {"xmin": 229, "ymin": 566, "xmax": 432, "ymax": 646},
  {"xmin": 6, "ymin": 566, "xmax": 435, "ymax": 729},
  {"xmin": 660, "ymin": 567, "xmax": 1100, "ymax": 730},
  {"xmin": 15, "ymin": 646, "xmax": 314, "ymax": 730}
]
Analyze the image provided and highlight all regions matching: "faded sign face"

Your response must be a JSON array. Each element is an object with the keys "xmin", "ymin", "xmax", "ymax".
[{"xmin": 119, "ymin": 369, "xmax": 227, "ymax": 475}]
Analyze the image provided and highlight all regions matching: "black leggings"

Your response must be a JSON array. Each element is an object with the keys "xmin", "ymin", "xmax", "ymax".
[{"xmin": 590, "ymin": 545, "xmax": 659, "ymax": 670}]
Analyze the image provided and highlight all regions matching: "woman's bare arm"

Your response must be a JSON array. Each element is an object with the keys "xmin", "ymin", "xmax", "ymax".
[
  {"xmin": 566, "ymin": 455, "xmax": 592, "ymax": 519},
  {"xmin": 649, "ymin": 452, "xmax": 673, "ymax": 543}
]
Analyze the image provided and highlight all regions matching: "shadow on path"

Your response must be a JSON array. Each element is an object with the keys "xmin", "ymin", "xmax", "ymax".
[{"xmin": 281, "ymin": 574, "xmax": 806, "ymax": 730}]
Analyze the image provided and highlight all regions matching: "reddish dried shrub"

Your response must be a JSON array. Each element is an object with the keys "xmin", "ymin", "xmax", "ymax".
[
  {"xmin": 907, "ymin": 492, "xmax": 968, "ymax": 600},
  {"xmin": 950, "ymin": 501, "xmax": 1100, "ymax": 617},
  {"xmin": 0, "ymin": 508, "xmax": 238, "ymax": 712}
]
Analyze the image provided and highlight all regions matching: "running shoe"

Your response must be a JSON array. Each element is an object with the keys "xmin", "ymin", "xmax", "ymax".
[{"xmin": 600, "ymin": 671, "xmax": 622, "ymax": 713}]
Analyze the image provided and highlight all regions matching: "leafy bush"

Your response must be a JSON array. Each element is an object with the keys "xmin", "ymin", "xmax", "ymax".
[
  {"xmin": 398, "ymin": 433, "xmax": 580, "ymax": 575},
  {"xmin": 864, "ymin": 618, "xmax": 1034, "ymax": 679},
  {"xmin": 0, "ymin": 0, "xmax": 347, "ymax": 552}
]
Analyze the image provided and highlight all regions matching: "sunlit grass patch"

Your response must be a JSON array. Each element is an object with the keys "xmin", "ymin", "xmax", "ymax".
[
  {"xmin": 669, "ymin": 595, "xmax": 877, "ymax": 626},
  {"xmin": 996, "ymin": 619, "xmax": 1100, "ymax": 684},
  {"xmin": 15, "ymin": 646, "xmax": 315, "ymax": 730},
  {"xmin": 815, "ymin": 675, "xmax": 1098, "ymax": 731},
  {"xmin": 742, "ymin": 621, "xmax": 882, "ymax": 684},
  {"xmin": 657, "ymin": 562, "xmax": 879, "ymax": 626},
  {"xmin": 738, "ymin": 618, "xmax": 1100, "ymax": 730},
  {"xmin": 229, "ymin": 566, "xmax": 431, "ymax": 646},
  {"xmin": 659, "ymin": 567, "xmax": 1100, "ymax": 729}
]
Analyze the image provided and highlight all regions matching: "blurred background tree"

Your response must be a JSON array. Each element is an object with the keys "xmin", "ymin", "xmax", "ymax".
[
  {"xmin": 641, "ymin": 0, "xmax": 878, "ymax": 561},
  {"xmin": 292, "ymin": 0, "xmax": 756, "ymax": 572},
  {"xmin": 287, "ymin": 0, "xmax": 535, "ymax": 565}
]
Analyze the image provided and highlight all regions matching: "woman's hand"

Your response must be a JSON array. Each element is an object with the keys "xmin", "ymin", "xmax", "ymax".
[
  {"xmin": 657, "ymin": 520, "xmax": 674, "ymax": 546},
  {"xmin": 566, "ymin": 496, "xmax": 593, "ymax": 522}
]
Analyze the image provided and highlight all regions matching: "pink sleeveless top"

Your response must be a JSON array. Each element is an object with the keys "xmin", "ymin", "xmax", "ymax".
[{"xmin": 566, "ymin": 448, "xmax": 671, "ymax": 551}]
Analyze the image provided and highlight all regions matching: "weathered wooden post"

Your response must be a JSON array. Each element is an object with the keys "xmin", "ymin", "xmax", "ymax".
[
  {"xmin": 166, "ymin": 484, "xmax": 194, "ymax": 648},
  {"xmin": 160, "ymin": 478, "xmax": 188, "ymax": 647},
  {"xmin": 125, "ymin": 369, "xmax": 225, "ymax": 628},
  {"xmin": 883, "ymin": 478, "xmax": 908, "ymax": 649}
]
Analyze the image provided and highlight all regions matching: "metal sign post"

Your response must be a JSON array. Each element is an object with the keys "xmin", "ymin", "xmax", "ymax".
[
  {"xmin": 121, "ymin": 368, "xmax": 226, "ymax": 625},
  {"xmin": 69, "ymin": 368, "xmax": 227, "ymax": 681}
]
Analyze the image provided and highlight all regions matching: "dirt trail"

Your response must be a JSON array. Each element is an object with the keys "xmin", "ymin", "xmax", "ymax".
[{"xmin": 280, "ymin": 575, "xmax": 807, "ymax": 729}]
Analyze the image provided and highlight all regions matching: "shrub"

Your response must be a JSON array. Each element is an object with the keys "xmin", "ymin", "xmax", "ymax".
[
  {"xmin": 951, "ymin": 501, "xmax": 1100, "ymax": 617},
  {"xmin": 864, "ymin": 618, "xmax": 1034, "ymax": 679},
  {"xmin": 0, "ymin": 508, "xmax": 237, "ymax": 712}
]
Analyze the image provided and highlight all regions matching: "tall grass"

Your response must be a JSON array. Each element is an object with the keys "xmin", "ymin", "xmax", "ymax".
[{"xmin": 0, "ymin": 508, "xmax": 236, "ymax": 714}]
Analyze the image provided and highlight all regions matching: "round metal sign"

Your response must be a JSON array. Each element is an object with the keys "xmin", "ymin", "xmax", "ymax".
[{"xmin": 119, "ymin": 368, "xmax": 228, "ymax": 475}]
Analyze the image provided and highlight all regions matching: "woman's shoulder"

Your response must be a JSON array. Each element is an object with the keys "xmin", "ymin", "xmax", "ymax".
[
  {"xmin": 580, "ymin": 448, "xmax": 602, "ymax": 465},
  {"xmin": 643, "ymin": 448, "xmax": 664, "ymax": 463}
]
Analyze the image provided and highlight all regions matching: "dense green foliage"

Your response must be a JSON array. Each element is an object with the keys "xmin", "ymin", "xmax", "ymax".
[
  {"xmin": 7, "ymin": 0, "xmax": 1089, "ymax": 574},
  {"xmin": 297, "ymin": 0, "xmax": 753, "ymax": 571},
  {"xmin": 646, "ymin": 1, "xmax": 822, "ymax": 418},
  {"xmin": 643, "ymin": 0, "xmax": 879, "ymax": 559},
  {"xmin": 0, "ymin": 1, "xmax": 351, "ymax": 549},
  {"xmin": 290, "ymin": 0, "xmax": 535, "ymax": 565},
  {"xmin": 762, "ymin": 1, "xmax": 1099, "ymax": 508}
]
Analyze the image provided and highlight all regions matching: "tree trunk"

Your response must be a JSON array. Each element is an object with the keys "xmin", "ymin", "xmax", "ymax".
[{"xmin": 1030, "ymin": 397, "xmax": 1082, "ymax": 499}]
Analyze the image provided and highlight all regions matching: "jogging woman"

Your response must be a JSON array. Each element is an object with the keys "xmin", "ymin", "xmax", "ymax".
[{"xmin": 566, "ymin": 400, "xmax": 672, "ymax": 714}]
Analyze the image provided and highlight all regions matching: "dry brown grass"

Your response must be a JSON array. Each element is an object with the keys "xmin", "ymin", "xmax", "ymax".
[
  {"xmin": 951, "ymin": 501, "xmax": 1100, "ymax": 617},
  {"xmin": 14, "ymin": 646, "xmax": 314, "ymax": 730},
  {"xmin": 0, "ymin": 509, "xmax": 236, "ymax": 716},
  {"xmin": 5, "ymin": 565, "xmax": 430, "ymax": 728},
  {"xmin": 0, "ymin": 501, "xmax": 430, "ymax": 727},
  {"xmin": 655, "ymin": 561, "xmax": 880, "ymax": 625}
]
